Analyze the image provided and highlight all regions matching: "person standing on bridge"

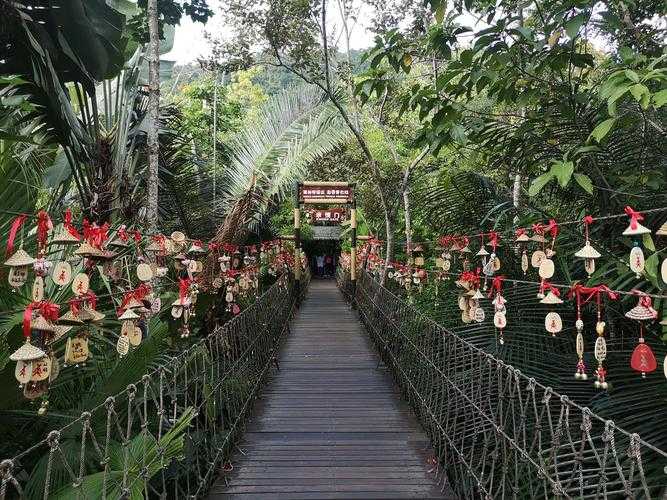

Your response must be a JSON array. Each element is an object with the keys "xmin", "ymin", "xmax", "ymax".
[{"xmin": 317, "ymin": 255, "xmax": 324, "ymax": 277}]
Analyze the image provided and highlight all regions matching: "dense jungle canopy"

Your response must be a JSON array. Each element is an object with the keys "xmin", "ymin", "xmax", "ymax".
[{"xmin": 0, "ymin": 0, "xmax": 665, "ymax": 497}]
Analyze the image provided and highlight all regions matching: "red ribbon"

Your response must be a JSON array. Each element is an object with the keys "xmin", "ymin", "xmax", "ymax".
[
  {"xmin": 515, "ymin": 228, "xmax": 526, "ymax": 238},
  {"xmin": 624, "ymin": 206, "xmax": 644, "ymax": 230},
  {"xmin": 487, "ymin": 275, "xmax": 504, "ymax": 298},
  {"xmin": 179, "ymin": 278, "xmax": 192, "ymax": 305},
  {"xmin": 208, "ymin": 242, "xmax": 221, "ymax": 252},
  {"xmin": 531, "ymin": 223, "xmax": 545, "ymax": 236},
  {"xmin": 69, "ymin": 297, "xmax": 82, "ymax": 316},
  {"xmin": 6, "ymin": 214, "xmax": 28, "ymax": 257},
  {"xmin": 547, "ymin": 219, "xmax": 559, "ymax": 239},
  {"xmin": 23, "ymin": 301, "xmax": 60, "ymax": 338},
  {"xmin": 634, "ymin": 292, "xmax": 657, "ymax": 318},
  {"xmin": 63, "ymin": 209, "xmax": 81, "ymax": 239},
  {"xmin": 84, "ymin": 291, "xmax": 98, "ymax": 310},
  {"xmin": 541, "ymin": 281, "xmax": 561, "ymax": 297},
  {"xmin": 222, "ymin": 243, "xmax": 238, "ymax": 254},
  {"xmin": 36, "ymin": 211, "xmax": 53, "ymax": 250},
  {"xmin": 487, "ymin": 231, "xmax": 499, "ymax": 251},
  {"xmin": 83, "ymin": 220, "xmax": 109, "ymax": 248},
  {"xmin": 118, "ymin": 226, "xmax": 129, "ymax": 242},
  {"xmin": 459, "ymin": 268, "xmax": 481, "ymax": 288},
  {"xmin": 133, "ymin": 230, "xmax": 142, "ymax": 243},
  {"xmin": 583, "ymin": 215, "xmax": 593, "ymax": 240}
]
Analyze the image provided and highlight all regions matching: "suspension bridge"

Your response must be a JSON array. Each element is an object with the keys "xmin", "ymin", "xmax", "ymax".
[{"xmin": 1, "ymin": 270, "xmax": 666, "ymax": 499}]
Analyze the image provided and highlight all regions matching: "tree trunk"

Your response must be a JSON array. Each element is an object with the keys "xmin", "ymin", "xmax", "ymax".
[
  {"xmin": 381, "ymin": 216, "xmax": 395, "ymax": 285},
  {"xmin": 146, "ymin": 0, "xmax": 160, "ymax": 232},
  {"xmin": 403, "ymin": 189, "xmax": 412, "ymax": 256}
]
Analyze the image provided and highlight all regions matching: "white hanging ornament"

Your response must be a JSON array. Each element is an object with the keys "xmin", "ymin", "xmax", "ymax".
[
  {"xmin": 32, "ymin": 276, "xmax": 44, "ymax": 302},
  {"xmin": 531, "ymin": 250, "xmax": 546, "ymax": 268},
  {"xmin": 629, "ymin": 245, "xmax": 645, "ymax": 278},
  {"xmin": 538, "ymin": 258, "xmax": 555, "ymax": 279},
  {"xmin": 544, "ymin": 312, "xmax": 563, "ymax": 335},
  {"xmin": 116, "ymin": 334, "xmax": 130, "ymax": 356},
  {"xmin": 660, "ymin": 257, "xmax": 667, "ymax": 284},
  {"xmin": 575, "ymin": 242, "xmax": 601, "ymax": 278},
  {"xmin": 623, "ymin": 207, "xmax": 650, "ymax": 278}
]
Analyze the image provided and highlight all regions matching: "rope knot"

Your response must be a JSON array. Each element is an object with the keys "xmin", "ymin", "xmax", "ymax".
[
  {"xmin": 0, "ymin": 459, "xmax": 15, "ymax": 479},
  {"xmin": 542, "ymin": 387, "xmax": 553, "ymax": 404},
  {"xmin": 46, "ymin": 430, "xmax": 60, "ymax": 448},
  {"xmin": 105, "ymin": 396, "xmax": 115, "ymax": 410}
]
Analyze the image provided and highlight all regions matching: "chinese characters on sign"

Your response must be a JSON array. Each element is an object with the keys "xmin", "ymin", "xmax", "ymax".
[
  {"xmin": 299, "ymin": 185, "xmax": 353, "ymax": 203},
  {"xmin": 308, "ymin": 208, "xmax": 346, "ymax": 223}
]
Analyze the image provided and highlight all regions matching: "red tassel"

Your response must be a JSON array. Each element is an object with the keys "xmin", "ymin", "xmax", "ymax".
[
  {"xmin": 63, "ymin": 208, "xmax": 81, "ymax": 239},
  {"xmin": 36, "ymin": 211, "xmax": 53, "ymax": 250},
  {"xmin": 6, "ymin": 214, "xmax": 28, "ymax": 257}
]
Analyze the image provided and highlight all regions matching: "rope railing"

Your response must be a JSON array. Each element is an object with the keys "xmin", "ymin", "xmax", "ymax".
[
  {"xmin": 0, "ymin": 270, "xmax": 309, "ymax": 500},
  {"xmin": 339, "ymin": 269, "xmax": 667, "ymax": 499}
]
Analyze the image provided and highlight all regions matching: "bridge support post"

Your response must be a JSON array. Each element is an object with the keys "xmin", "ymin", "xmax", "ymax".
[
  {"xmin": 350, "ymin": 197, "xmax": 357, "ymax": 307},
  {"xmin": 294, "ymin": 183, "xmax": 302, "ymax": 298}
]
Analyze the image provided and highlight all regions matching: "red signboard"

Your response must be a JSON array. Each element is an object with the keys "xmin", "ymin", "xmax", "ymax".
[
  {"xmin": 308, "ymin": 208, "xmax": 346, "ymax": 223},
  {"xmin": 300, "ymin": 184, "xmax": 353, "ymax": 203}
]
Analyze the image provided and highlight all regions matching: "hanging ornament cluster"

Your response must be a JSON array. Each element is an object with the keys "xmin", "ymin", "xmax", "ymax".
[
  {"xmin": 3, "ymin": 208, "xmax": 298, "ymax": 412},
  {"xmin": 455, "ymin": 269, "xmax": 484, "ymax": 324},
  {"xmin": 540, "ymin": 281, "xmax": 563, "ymax": 336},
  {"xmin": 10, "ymin": 300, "xmax": 60, "ymax": 414}
]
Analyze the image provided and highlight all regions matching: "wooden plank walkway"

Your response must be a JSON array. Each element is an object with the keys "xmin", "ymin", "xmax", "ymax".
[{"xmin": 208, "ymin": 279, "xmax": 453, "ymax": 499}]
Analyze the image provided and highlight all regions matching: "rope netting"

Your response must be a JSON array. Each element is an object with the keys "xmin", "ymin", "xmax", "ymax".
[
  {"xmin": 0, "ymin": 271, "xmax": 309, "ymax": 499},
  {"xmin": 340, "ymin": 270, "xmax": 667, "ymax": 499}
]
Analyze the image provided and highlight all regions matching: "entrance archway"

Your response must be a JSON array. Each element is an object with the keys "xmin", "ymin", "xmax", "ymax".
[{"xmin": 293, "ymin": 181, "xmax": 357, "ymax": 294}]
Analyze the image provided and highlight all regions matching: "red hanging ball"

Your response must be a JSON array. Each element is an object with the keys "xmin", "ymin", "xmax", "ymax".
[{"xmin": 630, "ymin": 343, "xmax": 657, "ymax": 375}]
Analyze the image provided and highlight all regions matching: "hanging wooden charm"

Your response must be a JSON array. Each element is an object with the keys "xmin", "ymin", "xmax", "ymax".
[
  {"xmin": 574, "ymin": 216, "xmax": 601, "ymax": 277},
  {"xmin": 64, "ymin": 334, "xmax": 90, "ymax": 366},
  {"xmin": 625, "ymin": 293, "xmax": 658, "ymax": 377},
  {"xmin": 515, "ymin": 229, "xmax": 531, "ymax": 275},
  {"xmin": 623, "ymin": 206, "xmax": 651, "ymax": 278},
  {"xmin": 52, "ymin": 261, "xmax": 72, "ymax": 287},
  {"xmin": 5, "ymin": 248, "xmax": 35, "ymax": 288},
  {"xmin": 541, "ymin": 283, "xmax": 563, "ymax": 336},
  {"xmin": 71, "ymin": 272, "xmax": 90, "ymax": 296}
]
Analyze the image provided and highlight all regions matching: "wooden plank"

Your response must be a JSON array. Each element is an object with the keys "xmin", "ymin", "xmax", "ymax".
[{"xmin": 207, "ymin": 280, "xmax": 454, "ymax": 499}]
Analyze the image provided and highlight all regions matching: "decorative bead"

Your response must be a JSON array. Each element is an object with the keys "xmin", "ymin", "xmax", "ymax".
[{"xmin": 575, "ymin": 319, "xmax": 584, "ymax": 331}]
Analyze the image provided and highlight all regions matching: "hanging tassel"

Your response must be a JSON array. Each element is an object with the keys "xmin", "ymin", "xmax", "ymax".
[{"xmin": 6, "ymin": 214, "xmax": 28, "ymax": 257}]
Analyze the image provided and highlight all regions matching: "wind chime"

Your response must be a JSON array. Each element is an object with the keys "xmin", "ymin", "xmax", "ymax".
[
  {"xmin": 488, "ymin": 275, "xmax": 507, "ymax": 344},
  {"xmin": 51, "ymin": 209, "xmax": 81, "ymax": 288},
  {"xmin": 538, "ymin": 219, "xmax": 558, "ymax": 281},
  {"xmin": 515, "ymin": 228, "xmax": 531, "ymax": 275},
  {"xmin": 569, "ymin": 284, "xmax": 618, "ymax": 388},
  {"xmin": 623, "ymin": 206, "xmax": 650, "ymax": 278},
  {"xmin": 172, "ymin": 277, "xmax": 196, "ymax": 338},
  {"xmin": 482, "ymin": 231, "xmax": 500, "ymax": 287},
  {"xmin": 541, "ymin": 281, "xmax": 563, "ymax": 336},
  {"xmin": 4, "ymin": 214, "xmax": 34, "ymax": 289},
  {"xmin": 10, "ymin": 300, "xmax": 60, "ymax": 413},
  {"xmin": 63, "ymin": 291, "xmax": 103, "ymax": 367},
  {"xmin": 457, "ymin": 269, "xmax": 483, "ymax": 324},
  {"xmin": 625, "ymin": 292, "xmax": 658, "ymax": 378},
  {"xmin": 574, "ymin": 215, "xmax": 601, "ymax": 277}
]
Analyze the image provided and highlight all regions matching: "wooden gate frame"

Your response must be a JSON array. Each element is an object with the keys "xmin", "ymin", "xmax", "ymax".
[{"xmin": 294, "ymin": 181, "xmax": 357, "ymax": 298}]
